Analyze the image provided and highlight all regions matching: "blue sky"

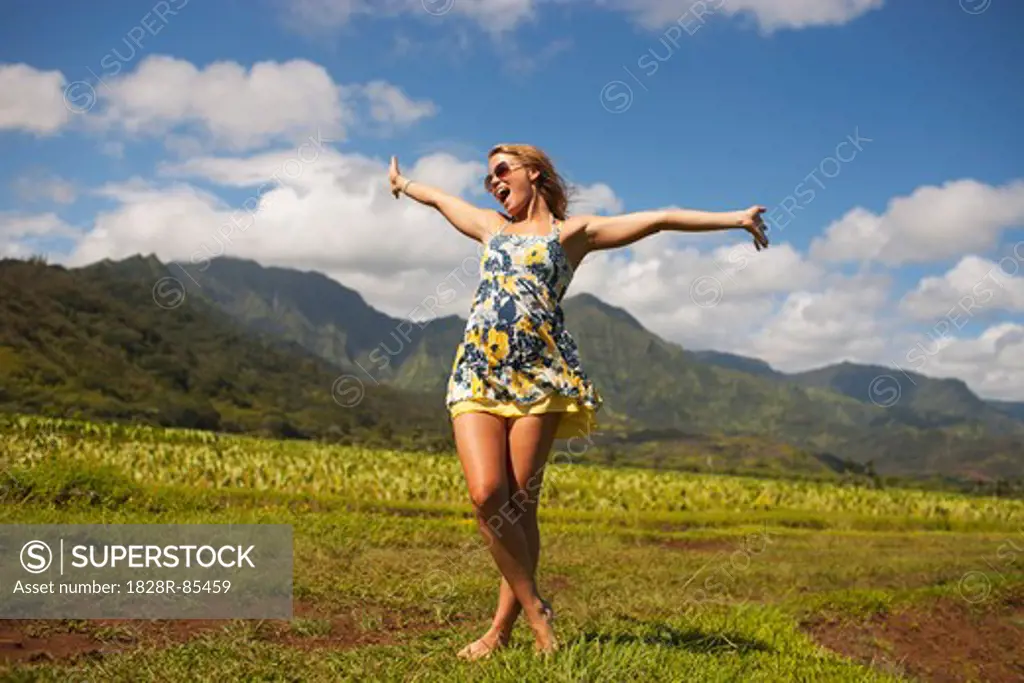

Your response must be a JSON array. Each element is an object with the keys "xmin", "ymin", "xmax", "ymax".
[{"xmin": 1, "ymin": 0, "xmax": 1023, "ymax": 400}]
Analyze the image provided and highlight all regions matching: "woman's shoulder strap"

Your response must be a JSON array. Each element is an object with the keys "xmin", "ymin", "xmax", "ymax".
[
  {"xmin": 495, "ymin": 214, "xmax": 512, "ymax": 235},
  {"xmin": 550, "ymin": 214, "xmax": 562, "ymax": 236}
]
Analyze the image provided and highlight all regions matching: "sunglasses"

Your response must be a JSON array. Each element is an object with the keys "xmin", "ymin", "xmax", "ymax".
[{"xmin": 484, "ymin": 161, "xmax": 525, "ymax": 193}]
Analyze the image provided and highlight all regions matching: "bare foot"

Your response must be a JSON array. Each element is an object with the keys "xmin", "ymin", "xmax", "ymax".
[
  {"xmin": 456, "ymin": 629, "xmax": 509, "ymax": 661},
  {"xmin": 530, "ymin": 599, "xmax": 558, "ymax": 655}
]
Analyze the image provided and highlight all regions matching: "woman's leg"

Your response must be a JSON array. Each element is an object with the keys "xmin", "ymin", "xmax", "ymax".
[
  {"xmin": 457, "ymin": 412, "xmax": 561, "ymax": 657},
  {"xmin": 487, "ymin": 413, "xmax": 561, "ymax": 640},
  {"xmin": 451, "ymin": 412, "xmax": 557, "ymax": 657}
]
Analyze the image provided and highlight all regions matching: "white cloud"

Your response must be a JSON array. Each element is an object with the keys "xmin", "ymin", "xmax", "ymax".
[
  {"xmin": 11, "ymin": 172, "xmax": 77, "ymax": 204},
  {"xmin": 569, "ymin": 182, "xmax": 624, "ymax": 215},
  {"xmin": 685, "ymin": 0, "xmax": 883, "ymax": 32},
  {"xmin": 721, "ymin": 0, "xmax": 883, "ymax": 31},
  {"xmin": 280, "ymin": 0, "xmax": 536, "ymax": 34},
  {"xmin": 100, "ymin": 141, "xmax": 126, "ymax": 159},
  {"xmin": 160, "ymin": 148, "xmax": 335, "ymax": 189},
  {"xmin": 0, "ymin": 211, "xmax": 78, "ymax": 259},
  {"xmin": 447, "ymin": 0, "xmax": 537, "ymax": 32},
  {"xmin": 92, "ymin": 55, "xmax": 349, "ymax": 151},
  {"xmin": 568, "ymin": 236, "xmax": 822, "ymax": 351},
  {"xmin": 0, "ymin": 63, "xmax": 69, "ymax": 135},
  {"xmin": 912, "ymin": 323, "xmax": 1024, "ymax": 401},
  {"xmin": 900, "ymin": 253, "xmax": 1024, "ymax": 321},
  {"xmin": 565, "ymin": 233, "xmax": 897, "ymax": 377},
  {"xmin": 708, "ymin": 241, "xmax": 823, "ymax": 297},
  {"xmin": 359, "ymin": 81, "xmax": 438, "ymax": 126},
  {"xmin": 281, "ymin": 0, "xmax": 883, "ymax": 35},
  {"xmin": 284, "ymin": 0, "xmax": 364, "ymax": 29},
  {"xmin": 811, "ymin": 179, "xmax": 1024, "ymax": 265},
  {"xmin": 59, "ymin": 56, "xmax": 437, "ymax": 153},
  {"xmin": 66, "ymin": 181, "xmax": 231, "ymax": 267},
  {"xmin": 740, "ymin": 272, "xmax": 892, "ymax": 371},
  {"xmin": 0, "ymin": 212, "xmax": 77, "ymax": 239},
  {"xmin": 574, "ymin": 249, "xmax": 779, "ymax": 350}
]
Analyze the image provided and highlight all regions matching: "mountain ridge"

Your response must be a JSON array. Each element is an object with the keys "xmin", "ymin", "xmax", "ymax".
[{"xmin": 81, "ymin": 254, "xmax": 1022, "ymax": 479}]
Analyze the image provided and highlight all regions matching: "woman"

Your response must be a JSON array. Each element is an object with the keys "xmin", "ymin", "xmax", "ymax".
[{"xmin": 388, "ymin": 144, "xmax": 769, "ymax": 659}]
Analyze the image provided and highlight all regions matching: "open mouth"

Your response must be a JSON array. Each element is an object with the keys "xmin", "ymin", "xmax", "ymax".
[{"xmin": 495, "ymin": 186, "xmax": 511, "ymax": 205}]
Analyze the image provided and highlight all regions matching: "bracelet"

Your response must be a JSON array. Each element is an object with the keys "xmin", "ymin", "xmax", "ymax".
[{"xmin": 401, "ymin": 178, "xmax": 414, "ymax": 195}]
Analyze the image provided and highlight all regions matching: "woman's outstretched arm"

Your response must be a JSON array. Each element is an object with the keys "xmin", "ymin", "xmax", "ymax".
[
  {"xmin": 574, "ymin": 206, "xmax": 770, "ymax": 252},
  {"xmin": 389, "ymin": 156, "xmax": 498, "ymax": 243}
]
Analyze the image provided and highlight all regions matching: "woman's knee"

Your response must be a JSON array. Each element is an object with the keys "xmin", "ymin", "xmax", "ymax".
[{"xmin": 467, "ymin": 479, "xmax": 505, "ymax": 513}]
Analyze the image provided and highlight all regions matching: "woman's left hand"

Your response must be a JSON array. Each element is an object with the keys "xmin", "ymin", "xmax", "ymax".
[
  {"xmin": 736, "ymin": 206, "xmax": 770, "ymax": 251},
  {"xmin": 389, "ymin": 156, "xmax": 404, "ymax": 198}
]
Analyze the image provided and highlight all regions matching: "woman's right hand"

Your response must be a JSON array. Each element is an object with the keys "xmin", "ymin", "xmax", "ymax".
[{"xmin": 389, "ymin": 155, "xmax": 403, "ymax": 198}]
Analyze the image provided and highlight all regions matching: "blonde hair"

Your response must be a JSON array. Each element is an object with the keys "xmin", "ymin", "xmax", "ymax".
[{"xmin": 488, "ymin": 143, "xmax": 572, "ymax": 220}]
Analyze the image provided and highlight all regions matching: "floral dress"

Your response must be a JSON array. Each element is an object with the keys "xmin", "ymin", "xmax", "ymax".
[{"xmin": 446, "ymin": 216, "xmax": 602, "ymax": 440}]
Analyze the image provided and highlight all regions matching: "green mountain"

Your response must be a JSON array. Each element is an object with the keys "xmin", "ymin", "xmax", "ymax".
[
  {"xmin": 148, "ymin": 256, "xmax": 1023, "ymax": 480},
  {"xmin": 0, "ymin": 257, "xmax": 452, "ymax": 450},
  {"xmin": 174, "ymin": 257, "xmax": 473, "ymax": 390},
  {"xmin": 688, "ymin": 350, "xmax": 783, "ymax": 379},
  {"xmin": 990, "ymin": 399, "xmax": 1024, "ymax": 422},
  {"xmin": 690, "ymin": 354, "xmax": 1024, "ymax": 431},
  {"xmin": 173, "ymin": 257, "xmax": 409, "ymax": 375},
  {"xmin": 784, "ymin": 362, "xmax": 1023, "ymax": 433}
]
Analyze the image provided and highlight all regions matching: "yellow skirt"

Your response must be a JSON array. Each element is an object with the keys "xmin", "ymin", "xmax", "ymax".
[{"xmin": 449, "ymin": 394, "xmax": 596, "ymax": 441}]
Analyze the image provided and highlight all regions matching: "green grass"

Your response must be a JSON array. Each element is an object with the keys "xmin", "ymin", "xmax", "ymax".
[
  {"xmin": 2, "ymin": 416, "xmax": 1023, "ymax": 681},
  {"xmin": 5, "ymin": 416, "xmax": 1023, "ymax": 524}
]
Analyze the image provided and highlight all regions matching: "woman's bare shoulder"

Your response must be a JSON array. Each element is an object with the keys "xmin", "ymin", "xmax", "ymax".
[{"xmin": 560, "ymin": 214, "xmax": 594, "ymax": 237}]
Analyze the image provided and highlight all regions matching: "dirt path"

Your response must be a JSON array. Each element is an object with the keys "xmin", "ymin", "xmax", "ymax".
[
  {"xmin": 10, "ymin": 588, "xmax": 1021, "ymax": 678},
  {"xmin": 805, "ymin": 591, "xmax": 1024, "ymax": 682},
  {"xmin": 0, "ymin": 602, "xmax": 459, "ymax": 666}
]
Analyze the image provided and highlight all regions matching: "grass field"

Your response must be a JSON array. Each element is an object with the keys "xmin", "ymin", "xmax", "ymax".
[{"xmin": 1, "ymin": 416, "xmax": 1023, "ymax": 682}]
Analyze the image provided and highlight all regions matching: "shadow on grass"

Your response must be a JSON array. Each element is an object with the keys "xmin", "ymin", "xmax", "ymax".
[{"xmin": 578, "ymin": 622, "xmax": 774, "ymax": 655}]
